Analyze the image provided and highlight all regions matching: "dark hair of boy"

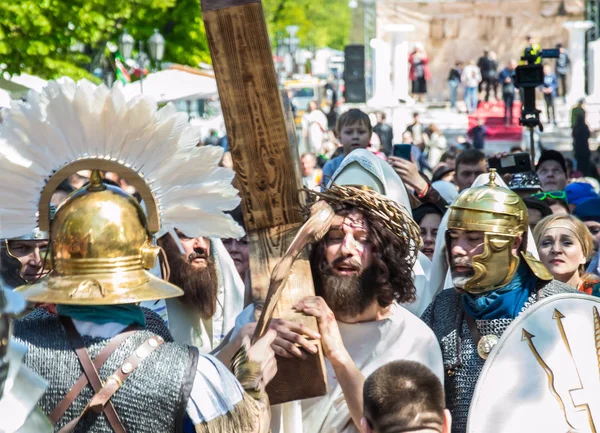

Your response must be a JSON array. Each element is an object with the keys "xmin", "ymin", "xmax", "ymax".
[
  {"xmin": 335, "ymin": 109, "xmax": 372, "ymax": 138},
  {"xmin": 363, "ymin": 360, "xmax": 446, "ymax": 433}
]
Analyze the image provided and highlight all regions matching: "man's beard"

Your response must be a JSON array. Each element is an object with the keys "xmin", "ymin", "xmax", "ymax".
[
  {"xmin": 450, "ymin": 257, "xmax": 474, "ymax": 289},
  {"xmin": 167, "ymin": 253, "xmax": 219, "ymax": 320},
  {"xmin": 314, "ymin": 257, "xmax": 377, "ymax": 320}
]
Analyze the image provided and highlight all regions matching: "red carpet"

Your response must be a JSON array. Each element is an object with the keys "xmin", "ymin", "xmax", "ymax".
[{"xmin": 468, "ymin": 101, "xmax": 523, "ymax": 141}]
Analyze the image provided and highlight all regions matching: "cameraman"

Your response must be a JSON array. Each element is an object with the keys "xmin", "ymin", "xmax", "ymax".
[{"xmin": 498, "ymin": 60, "xmax": 517, "ymax": 127}]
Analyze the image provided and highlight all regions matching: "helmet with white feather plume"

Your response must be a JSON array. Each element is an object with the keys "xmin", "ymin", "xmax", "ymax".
[{"xmin": 0, "ymin": 78, "xmax": 243, "ymax": 305}]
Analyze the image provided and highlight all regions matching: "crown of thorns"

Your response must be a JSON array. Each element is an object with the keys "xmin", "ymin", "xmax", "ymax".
[{"xmin": 303, "ymin": 184, "xmax": 422, "ymax": 267}]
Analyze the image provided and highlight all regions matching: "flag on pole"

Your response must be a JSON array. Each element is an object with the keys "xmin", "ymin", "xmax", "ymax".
[{"xmin": 114, "ymin": 53, "xmax": 131, "ymax": 84}]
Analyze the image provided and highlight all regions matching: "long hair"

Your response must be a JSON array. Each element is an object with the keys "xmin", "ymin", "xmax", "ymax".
[{"xmin": 310, "ymin": 206, "xmax": 416, "ymax": 307}]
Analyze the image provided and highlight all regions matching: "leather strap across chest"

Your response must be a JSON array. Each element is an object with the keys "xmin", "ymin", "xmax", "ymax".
[{"xmin": 56, "ymin": 316, "xmax": 163, "ymax": 433}]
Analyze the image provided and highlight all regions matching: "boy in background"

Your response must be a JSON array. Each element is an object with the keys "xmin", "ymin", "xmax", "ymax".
[{"xmin": 321, "ymin": 108, "xmax": 372, "ymax": 185}]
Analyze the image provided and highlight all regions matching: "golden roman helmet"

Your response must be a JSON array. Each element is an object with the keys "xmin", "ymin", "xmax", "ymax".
[
  {"xmin": 16, "ymin": 171, "xmax": 184, "ymax": 305},
  {"xmin": 0, "ymin": 78, "xmax": 244, "ymax": 305},
  {"xmin": 446, "ymin": 170, "xmax": 551, "ymax": 294}
]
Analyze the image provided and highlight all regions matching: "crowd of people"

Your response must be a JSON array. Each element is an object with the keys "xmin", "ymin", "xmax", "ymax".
[
  {"xmin": 1, "ymin": 69, "xmax": 600, "ymax": 433},
  {"xmin": 408, "ymin": 37, "xmax": 571, "ymax": 126}
]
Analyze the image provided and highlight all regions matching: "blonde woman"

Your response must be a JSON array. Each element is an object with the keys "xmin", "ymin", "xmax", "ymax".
[{"xmin": 534, "ymin": 214, "xmax": 600, "ymax": 294}]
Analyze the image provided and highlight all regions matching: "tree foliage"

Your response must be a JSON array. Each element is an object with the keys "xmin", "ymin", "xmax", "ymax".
[
  {"xmin": 0, "ymin": 0, "xmax": 349, "ymax": 80},
  {"xmin": 263, "ymin": 0, "xmax": 350, "ymax": 51}
]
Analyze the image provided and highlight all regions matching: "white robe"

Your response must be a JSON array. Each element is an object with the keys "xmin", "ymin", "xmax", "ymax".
[
  {"xmin": 141, "ymin": 238, "xmax": 245, "ymax": 353},
  {"xmin": 234, "ymin": 303, "xmax": 444, "ymax": 433},
  {"xmin": 299, "ymin": 303, "xmax": 444, "ymax": 433}
]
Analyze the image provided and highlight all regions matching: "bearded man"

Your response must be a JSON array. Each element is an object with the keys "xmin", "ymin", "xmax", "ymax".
[
  {"xmin": 234, "ymin": 150, "xmax": 443, "ymax": 433},
  {"xmin": 153, "ymin": 229, "xmax": 245, "ymax": 354},
  {"xmin": 421, "ymin": 170, "xmax": 577, "ymax": 433}
]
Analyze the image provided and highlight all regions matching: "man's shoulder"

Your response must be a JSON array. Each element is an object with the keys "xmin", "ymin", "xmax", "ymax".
[
  {"xmin": 322, "ymin": 155, "xmax": 344, "ymax": 171},
  {"xmin": 421, "ymin": 288, "xmax": 460, "ymax": 328},
  {"xmin": 388, "ymin": 304, "xmax": 441, "ymax": 343}
]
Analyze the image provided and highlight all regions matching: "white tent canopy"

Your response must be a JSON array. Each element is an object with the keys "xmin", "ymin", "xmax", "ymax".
[
  {"xmin": 9, "ymin": 73, "xmax": 48, "ymax": 93},
  {"xmin": 0, "ymin": 88, "xmax": 11, "ymax": 108},
  {"xmin": 123, "ymin": 69, "xmax": 218, "ymax": 103}
]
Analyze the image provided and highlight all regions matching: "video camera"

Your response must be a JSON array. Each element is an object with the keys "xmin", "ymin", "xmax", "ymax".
[
  {"xmin": 514, "ymin": 44, "xmax": 559, "ymax": 161},
  {"xmin": 515, "ymin": 45, "xmax": 559, "ymax": 129}
]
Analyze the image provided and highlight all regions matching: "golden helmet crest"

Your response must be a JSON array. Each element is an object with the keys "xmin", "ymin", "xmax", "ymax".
[
  {"xmin": 16, "ymin": 172, "xmax": 183, "ymax": 305},
  {"xmin": 447, "ymin": 170, "xmax": 528, "ymax": 236},
  {"xmin": 446, "ymin": 171, "xmax": 550, "ymax": 294}
]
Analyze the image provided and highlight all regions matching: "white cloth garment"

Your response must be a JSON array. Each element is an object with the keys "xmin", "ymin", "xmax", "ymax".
[
  {"xmin": 141, "ymin": 237, "xmax": 245, "ymax": 353},
  {"xmin": 300, "ymin": 303, "xmax": 443, "ymax": 433},
  {"xmin": 71, "ymin": 319, "xmax": 245, "ymax": 425},
  {"xmin": 233, "ymin": 303, "xmax": 443, "ymax": 433},
  {"xmin": 432, "ymin": 180, "xmax": 459, "ymax": 204},
  {"xmin": 302, "ymin": 110, "xmax": 328, "ymax": 155}
]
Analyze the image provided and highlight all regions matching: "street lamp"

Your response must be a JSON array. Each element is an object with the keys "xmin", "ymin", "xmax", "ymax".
[
  {"xmin": 147, "ymin": 28, "xmax": 166, "ymax": 69},
  {"xmin": 118, "ymin": 29, "xmax": 135, "ymax": 60},
  {"xmin": 118, "ymin": 29, "xmax": 166, "ymax": 94}
]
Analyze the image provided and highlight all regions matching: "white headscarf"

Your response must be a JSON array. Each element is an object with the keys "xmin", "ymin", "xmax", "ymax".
[
  {"xmin": 329, "ymin": 149, "xmax": 431, "ymax": 316},
  {"xmin": 432, "ymin": 180, "xmax": 459, "ymax": 204},
  {"xmin": 141, "ymin": 234, "xmax": 245, "ymax": 353},
  {"xmin": 427, "ymin": 172, "xmax": 541, "ymax": 302}
]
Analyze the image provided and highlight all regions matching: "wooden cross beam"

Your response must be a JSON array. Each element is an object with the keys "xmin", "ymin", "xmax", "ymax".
[{"xmin": 201, "ymin": 0, "xmax": 327, "ymax": 404}]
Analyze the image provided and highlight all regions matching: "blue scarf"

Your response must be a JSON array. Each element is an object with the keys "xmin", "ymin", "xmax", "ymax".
[
  {"xmin": 56, "ymin": 304, "xmax": 146, "ymax": 327},
  {"xmin": 462, "ymin": 263, "xmax": 537, "ymax": 320}
]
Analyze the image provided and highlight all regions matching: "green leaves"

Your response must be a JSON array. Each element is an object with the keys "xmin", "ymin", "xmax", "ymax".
[{"xmin": 0, "ymin": 0, "xmax": 349, "ymax": 80}]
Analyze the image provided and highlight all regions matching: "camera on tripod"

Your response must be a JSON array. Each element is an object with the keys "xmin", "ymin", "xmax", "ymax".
[{"xmin": 515, "ymin": 45, "xmax": 559, "ymax": 129}]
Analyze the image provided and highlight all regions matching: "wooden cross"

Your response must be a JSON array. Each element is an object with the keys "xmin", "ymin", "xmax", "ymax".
[{"xmin": 201, "ymin": 0, "xmax": 327, "ymax": 404}]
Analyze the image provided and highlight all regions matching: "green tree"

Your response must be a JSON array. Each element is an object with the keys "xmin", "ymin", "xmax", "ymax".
[
  {"xmin": 0, "ymin": 0, "xmax": 349, "ymax": 80},
  {"xmin": 263, "ymin": 0, "xmax": 350, "ymax": 51}
]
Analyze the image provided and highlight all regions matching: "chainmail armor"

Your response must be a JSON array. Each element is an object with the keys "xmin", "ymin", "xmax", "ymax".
[
  {"xmin": 421, "ymin": 279, "xmax": 578, "ymax": 433},
  {"xmin": 13, "ymin": 308, "xmax": 194, "ymax": 433}
]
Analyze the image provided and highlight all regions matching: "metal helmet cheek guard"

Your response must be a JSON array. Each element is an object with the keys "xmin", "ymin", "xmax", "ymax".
[{"xmin": 446, "ymin": 170, "xmax": 551, "ymax": 294}]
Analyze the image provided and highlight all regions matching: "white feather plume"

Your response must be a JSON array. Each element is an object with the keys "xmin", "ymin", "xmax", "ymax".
[{"xmin": 0, "ymin": 78, "xmax": 243, "ymax": 240}]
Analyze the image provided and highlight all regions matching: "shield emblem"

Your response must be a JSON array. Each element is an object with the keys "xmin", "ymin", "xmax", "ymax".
[{"xmin": 468, "ymin": 293, "xmax": 600, "ymax": 433}]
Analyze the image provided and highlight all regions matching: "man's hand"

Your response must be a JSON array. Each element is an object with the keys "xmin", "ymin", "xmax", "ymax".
[
  {"xmin": 294, "ymin": 296, "xmax": 349, "ymax": 365},
  {"xmin": 245, "ymin": 329, "xmax": 278, "ymax": 387},
  {"xmin": 268, "ymin": 318, "xmax": 320, "ymax": 359},
  {"xmin": 388, "ymin": 156, "xmax": 428, "ymax": 195}
]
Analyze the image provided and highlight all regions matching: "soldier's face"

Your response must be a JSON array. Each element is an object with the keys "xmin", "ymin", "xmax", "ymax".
[
  {"xmin": 448, "ymin": 229, "xmax": 484, "ymax": 288},
  {"xmin": 6, "ymin": 240, "xmax": 49, "ymax": 282}
]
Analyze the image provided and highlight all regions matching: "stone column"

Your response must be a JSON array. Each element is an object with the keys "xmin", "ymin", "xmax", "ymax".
[
  {"xmin": 385, "ymin": 24, "xmax": 415, "ymax": 103},
  {"xmin": 367, "ymin": 38, "xmax": 396, "ymax": 107},
  {"xmin": 588, "ymin": 39, "xmax": 600, "ymax": 102},
  {"xmin": 562, "ymin": 21, "xmax": 594, "ymax": 104}
]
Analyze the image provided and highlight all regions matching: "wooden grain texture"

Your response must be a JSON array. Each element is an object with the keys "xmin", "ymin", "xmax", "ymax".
[
  {"xmin": 202, "ymin": 0, "xmax": 327, "ymax": 404},
  {"xmin": 281, "ymin": 90, "xmax": 304, "ymax": 201},
  {"xmin": 249, "ymin": 225, "xmax": 327, "ymax": 404},
  {"xmin": 203, "ymin": 5, "xmax": 302, "ymax": 232}
]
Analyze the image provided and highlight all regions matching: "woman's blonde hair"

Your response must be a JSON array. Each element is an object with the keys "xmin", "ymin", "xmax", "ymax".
[{"xmin": 533, "ymin": 214, "xmax": 594, "ymax": 274}]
